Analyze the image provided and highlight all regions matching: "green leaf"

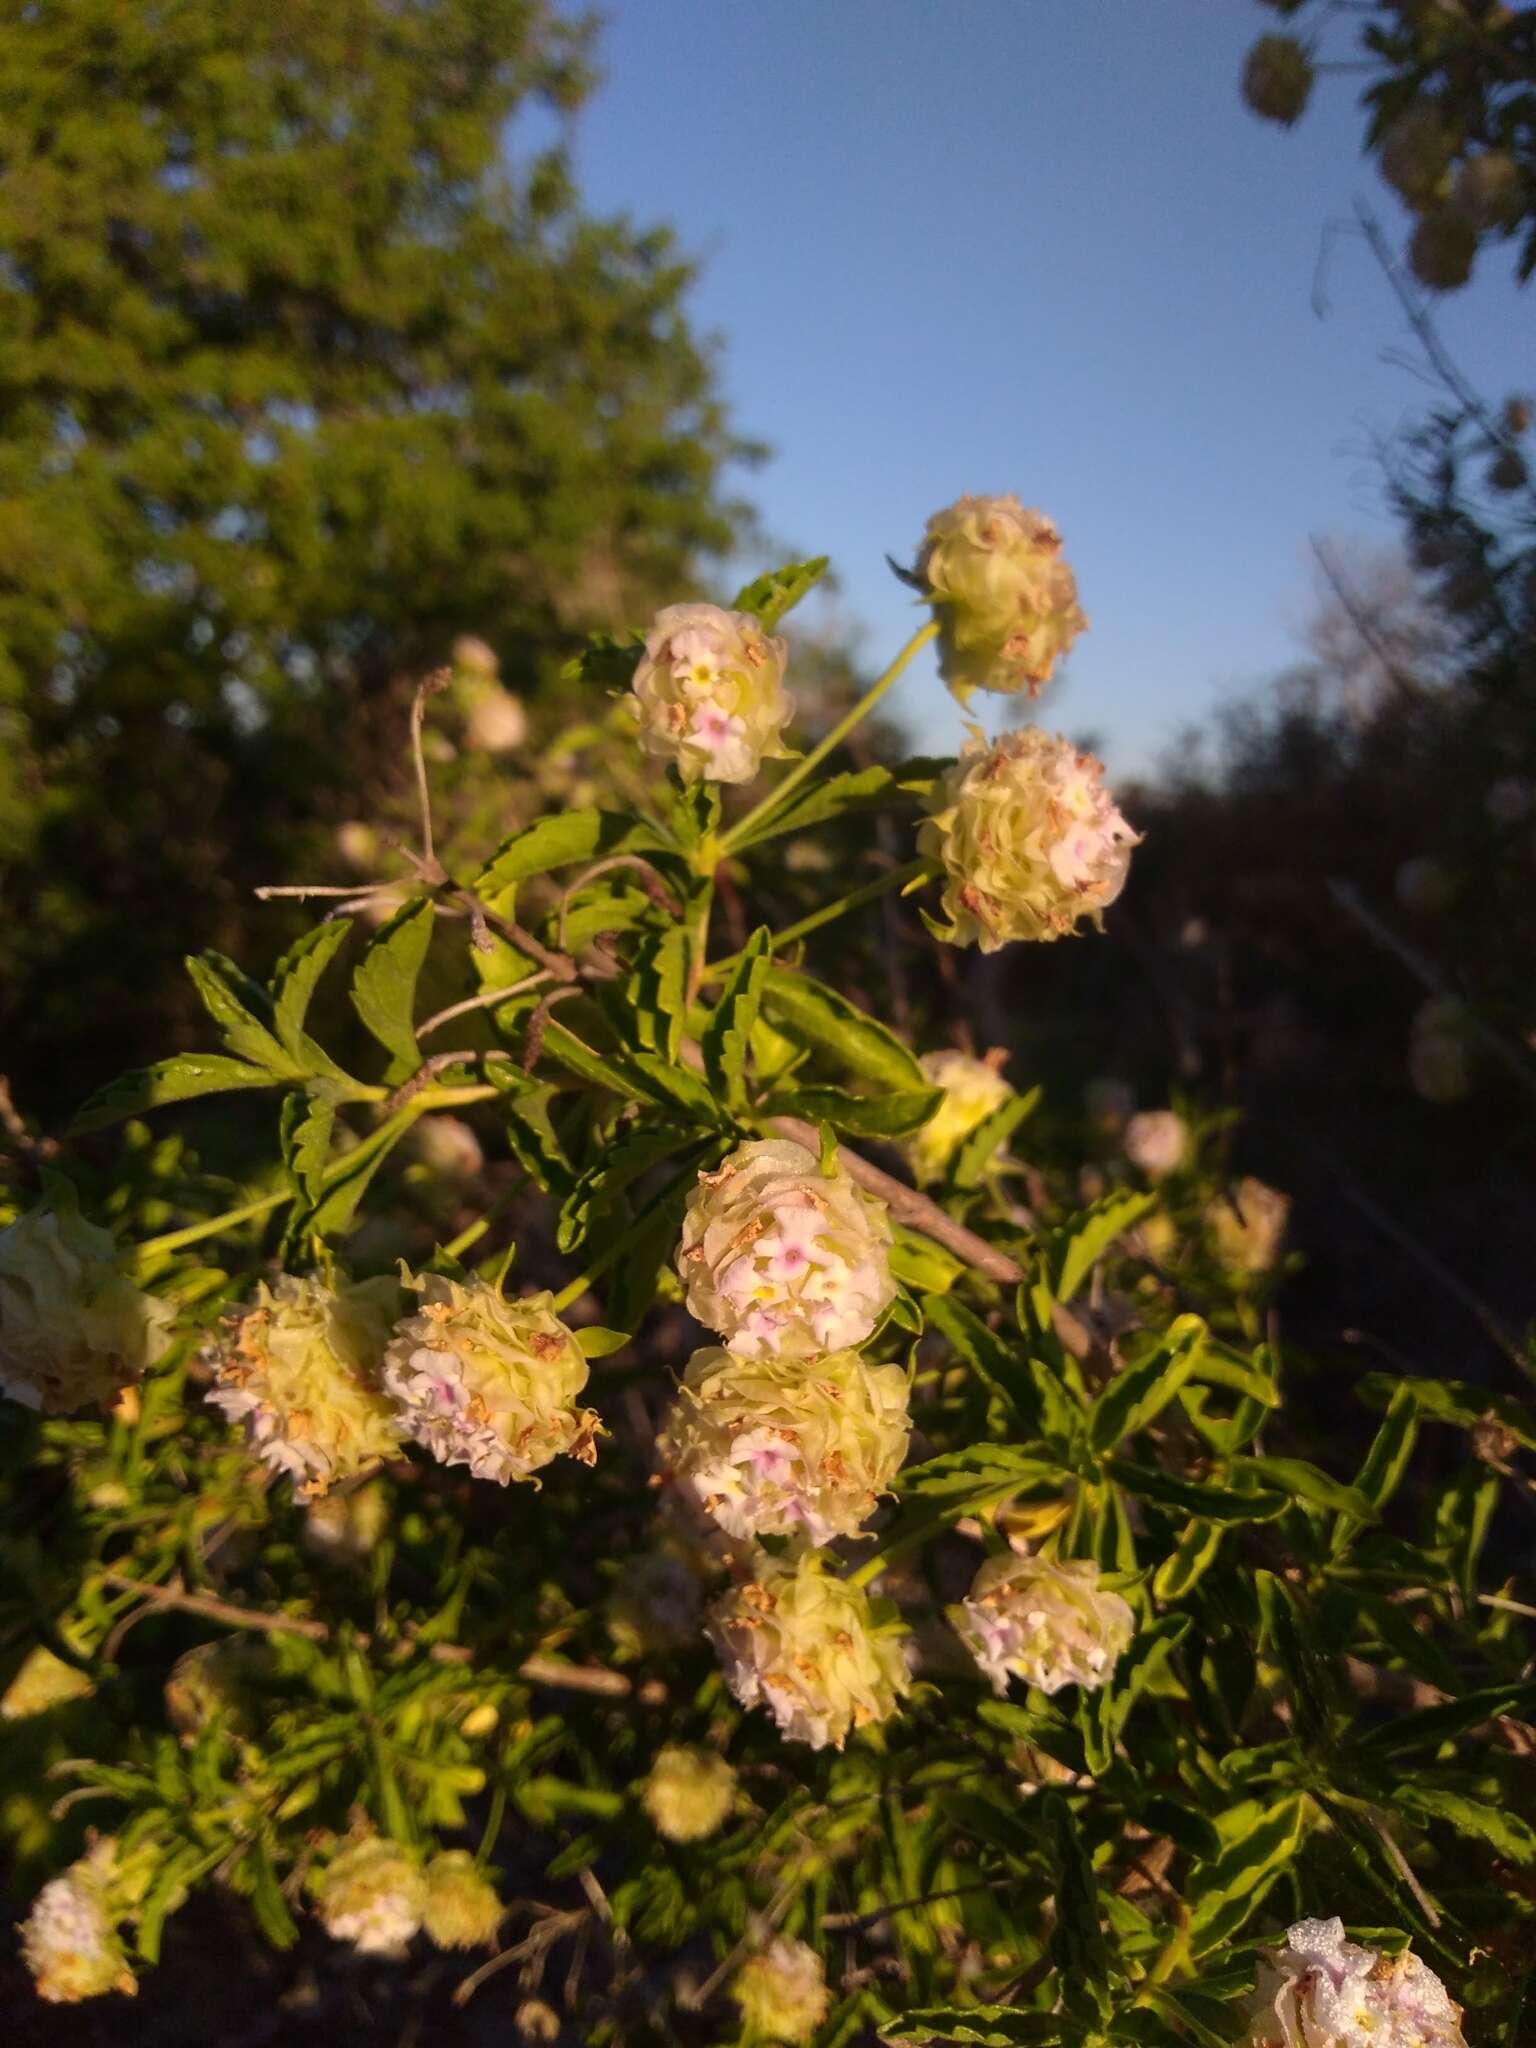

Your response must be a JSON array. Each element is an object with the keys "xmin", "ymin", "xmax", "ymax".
[
  {"xmin": 575, "ymin": 1326, "xmax": 630, "ymax": 1358},
  {"xmin": 623, "ymin": 1050, "xmax": 727, "ymax": 1125},
  {"xmin": 1095, "ymin": 1615, "xmax": 1191, "ymax": 1757},
  {"xmin": 272, "ymin": 919, "xmax": 353, "ymax": 1064},
  {"xmin": 1256, "ymin": 1572, "xmax": 1338, "ymax": 1752},
  {"xmin": 924, "ymin": 1295, "xmax": 1045, "ymax": 1432},
  {"xmin": 730, "ymin": 554, "xmax": 829, "ymax": 630},
  {"xmin": 889, "ymin": 1224, "xmax": 966, "ymax": 1296},
  {"xmin": 243, "ymin": 1838, "xmax": 300, "ymax": 1949},
  {"xmin": 1089, "ymin": 1315, "xmax": 1206, "ymax": 1453},
  {"xmin": 1333, "ymin": 1382, "xmax": 1419, "ymax": 1554},
  {"xmin": 1041, "ymin": 1188, "xmax": 1158, "ymax": 1306},
  {"xmin": 280, "ymin": 1089, "xmax": 336, "ymax": 1203},
  {"xmin": 1107, "ymin": 1460, "xmax": 1288, "ymax": 1524},
  {"xmin": 881, "ymin": 2010, "xmax": 1091, "ymax": 2047},
  {"xmin": 71, "ymin": 1054, "xmax": 282, "ymax": 1133},
  {"xmin": 605, "ymin": 1172, "xmax": 696, "ymax": 1331},
  {"xmin": 558, "ymin": 629, "xmax": 646, "ymax": 691},
  {"xmin": 1184, "ymin": 1795, "xmax": 1308, "ymax": 1954},
  {"xmin": 953, "ymin": 1086, "xmax": 1042, "ymax": 1190},
  {"xmin": 702, "ymin": 926, "xmax": 771, "ymax": 1105},
  {"xmin": 288, "ymin": 1109, "xmax": 419, "ymax": 1245},
  {"xmin": 350, "ymin": 896, "xmax": 435, "ymax": 1080},
  {"xmin": 629, "ymin": 926, "xmax": 692, "ymax": 1063},
  {"xmin": 1133, "ymin": 1795, "xmax": 1222, "ymax": 1865},
  {"xmin": 472, "ymin": 808, "xmax": 662, "ymax": 908},
  {"xmin": 1356, "ymin": 1371, "xmax": 1536, "ymax": 1451},
  {"xmin": 1044, "ymin": 1791, "xmax": 1113, "ymax": 2022},
  {"xmin": 1185, "ymin": 1338, "xmax": 1282, "ymax": 1409},
  {"xmin": 728, "ymin": 763, "xmax": 899, "ymax": 850},
  {"xmin": 763, "ymin": 1083, "xmax": 943, "ymax": 1138},
  {"xmin": 557, "ymin": 1121, "xmax": 695, "ymax": 1253},
  {"xmin": 499, "ymin": 1082, "xmax": 578, "ymax": 1199},
  {"xmin": 1152, "ymin": 1518, "xmax": 1223, "ymax": 1601},
  {"xmin": 1395, "ymin": 1785, "xmax": 1536, "ymax": 1867},
  {"xmin": 760, "ymin": 966, "xmax": 926, "ymax": 1091},
  {"xmin": 1227, "ymin": 1456, "xmax": 1377, "ymax": 1522},
  {"xmin": 185, "ymin": 951, "xmax": 299, "ymax": 1074},
  {"xmin": 1350, "ymin": 1678, "xmax": 1536, "ymax": 1759}
]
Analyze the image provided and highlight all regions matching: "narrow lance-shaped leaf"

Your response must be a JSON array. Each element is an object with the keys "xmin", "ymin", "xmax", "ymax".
[
  {"xmin": 185, "ymin": 952, "xmax": 300, "ymax": 1075},
  {"xmin": 1089, "ymin": 1314, "xmax": 1206, "ymax": 1452},
  {"xmin": 760, "ymin": 966, "xmax": 927, "ymax": 1091},
  {"xmin": 349, "ymin": 896, "xmax": 435, "ymax": 1080},
  {"xmin": 702, "ymin": 926, "xmax": 771, "ymax": 1104},
  {"xmin": 70, "ymin": 1054, "xmax": 283, "ymax": 1135}
]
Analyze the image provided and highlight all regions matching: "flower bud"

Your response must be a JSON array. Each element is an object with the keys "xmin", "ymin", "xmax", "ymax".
[
  {"xmin": 0, "ymin": 1200, "xmax": 174, "ymax": 1416},
  {"xmin": 1454, "ymin": 149, "xmax": 1522, "ymax": 231},
  {"xmin": 1240, "ymin": 36, "xmax": 1314, "ymax": 126},
  {"xmin": 677, "ymin": 1140, "xmax": 895, "ymax": 1361},
  {"xmin": 905, "ymin": 1050, "xmax": 1014, "ymax": 1186},
  {"xmin": 422, "ymin": 1850, "xmax": 504, "ymax": 1950},
  {"xmin": 21, "ymin": 1842, "xmax": 136, "ymax": 2003},
  {"xmin": 1395, "ymin": 855, "xmax": 1454, "ymax": 916},
  {"xmin": 406, "ymin": 1115, "xmax": 485, "ymax": 1182},
  {"xmin": 451, "ymin": 633, "xmax": 499, "ymax": 684},
  {"xmin": 708, "ymin": 1553, "xmax": 911, "ymax": 1749},
  {"xmin": 1380, "ymin": 108, "xmax": 1456, "ymax": 211},
  {"xmin": 915, "ymin": 495, "xmax": 1087, "ymax": 703},
  {"xmin": 1205, "ymin": 1177, "xmax": 1290, "ymax": 1277},
  {"xmin": 1123, "ymin": 1110, "xmax": 1187, "ymax": 1181},
  {"xmin": 953, "ymin": 1551, "xmax": 1134, "ymax": 1697},
  {"xmin": 733, "ymin": 1937, "xmax": 830, "ymax": 2044},
  {"xmin": 660, "ymin": 1346, "xmax": 911, "ymax": 1546},
  {"xmin": 1409, "ymin": 208, "xmax": 1478, "ymax": 290},
  {"xmin": 1239, "ymin": 1917, "xmax": 1467, "ymax": 2048},
  {"xmin": 641, "ymin": 1744, "xmax": 737, "ymax": 1841},
  {"xmin": 205, "ymin": 1273, "xmax": 403, "ymax": 1500},
  {"xmin": 630, "ymin": 602, "xmax": 793, "ymax": 784},
  {"xmin": 1409, "ymin": 997, "xmax": 1473, "ymax": 1103},
  {"xmin": 1, "ymin": 1640, "xmax": 96, "ymax": 1720},
  {"xmin": 381, "ymin": 1273, "xmax": 600, "ymax": 1484},
  {"xmin": 316, "ymin": 1835, "xmax": 425, "ymax": 1957},
  {"xmin": 919, "ymin": 727, "xmax": 1138, "ymax": 952}
]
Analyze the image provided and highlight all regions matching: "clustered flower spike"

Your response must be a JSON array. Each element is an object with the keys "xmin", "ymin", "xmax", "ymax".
[
  {"xmin": 1205, "ymin": 1176, "xmax": 1290, "ymax": 1278},
  {"xmin": 641, "ymin": 1744, "xmax": 737, "ymax": 1842},
  {"xmin": 733, "ymin": 1936, "xmax": 831, "ymax": 2045},
  {"xmin": 916, "ymin": 494, "xmax": 1087, "ymax": 703},
  {"xmin": 381, "ymin": 1273, "xmax": 599, "ymax": 1485},
  {"xmin": 630, "ymin": 601, "xmax": 793, "ymax": 784},
  {"xmin": 421, "ymin": 1850, "xmax": 504, "ymax": 1950},
  {"xmin": 659, "ymin": 1345, "xmax": 911, "ymax": 1547},
  {"xmin": 0, "ymin": 1201, "xmax": 174, "ymax": 1415},
  {"xmin": 953, "ymin": 1551, "xmax": 1134, "ymax": 1697},
  {"xmin": 905, "ymin": 1049, "xmax": 1014, "ymax": 1186},
  {"xmin": 316, "ymin": 1836, "xmax": 426, "ymax": 1958},
  {"xmin": 21, "ymin": 1843, "xmax": 136, "ymax": 2004},
  {"xmin": 676, "ymin": 1140, "xmax": 895, "ymax": 1360},
  {"xmin": 919, "ymin": 726, "xmax": 1139, "ymax": 952},
  {"xmin": 204, "ymin": 1273, "xmax": 403, "ymax": 1500},
  {"xmin": 708, "ymin": 1553, "xmax": 911, "ymax": 1749},
  {"xmin": 1238, "ymin": 1917, "xmax": 1467, "ymax": 2048}
]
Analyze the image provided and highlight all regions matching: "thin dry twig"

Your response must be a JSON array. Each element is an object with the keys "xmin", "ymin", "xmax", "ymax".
[
  {"xmin": 417, "ymin": 972, "xmax": 556, "ymax": 1040},
  {"xmin": 410, "ymin": 667, "xmax": 453, "ymax": 873},
  {"xmin": 99, "ymin": 1571, "xmax": 329, "ymax": 1641},
  {"xmin": 555, "ymin": 855, "xmax": 682, "ymax": 952},
  {"xmin": 382, "ymin": 1049, "xmax": 515, "ymax": 1117}
]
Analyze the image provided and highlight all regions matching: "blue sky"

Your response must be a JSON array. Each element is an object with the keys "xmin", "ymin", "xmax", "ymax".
[{"xmin": 565, "ymin": 2, "xmax": 1525, "ymax": 773}]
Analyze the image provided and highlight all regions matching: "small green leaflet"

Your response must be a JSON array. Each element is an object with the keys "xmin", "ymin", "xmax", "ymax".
[
  {"xmin": 1038, "ymin": 1188, "xmax": 1157, "ymax": 1308},
  {"xmin": 629, "ymin": 925, "xmax": 692, "ymax": 1064},
  {"xmin": 471, "ymin": 807, "xmax": 665, "ymax": 909},
  {"xmin": 185, "ymin": 951, "xmax": 299, "ymax": 1074},
  {"xmin": 1227, "ymin": 1455, "xmax": 1376, "ymax": 1522},
  {"xmin": 730, "ymin": 554, "xmax": 829, "ymax": 631},
  {"xmin": 702, "ymin": 927, "xmax": 771, "ymax": 1104},
  {"xmin": 271, "ymin": 918, "xmax": 354, "ymax": 1068},
  {"xmin": 759, "ymin": 967, "xmax": 926, "ymax": 1091},
  {"xmin": 280, "ymin": 1088, "xmax": 336, "ymax": 1203},
  {"xmin": 1394, "ymin": 1784, "xmax": 1536, "ymax": 1867},
  {"xmin": 1183, "ymin": 1794, "xmax": 1308, "ymax": 1955},
  {"xmin": 953, "ymin": 1086, "xmax": 1041, "ymax": 1190},
  {"xmin": 70, "ymin": 1053, "xmax": 282, "ymax": 1134},
  {"xmin": 1088, "ymin": 1315, "xmax": 1206, "ymax": 1452},
  {"xmin": 924, "ymin": 1295, "xmax": 1046, "ymax": 1432},
  {"xmin": 1152, "ymin": 1518, "xmax": 1222, "ymax": 1601},
  {"xmin": 350, "ymin": 896, "xmax": 434, "ymax": 1080},
  {"xmin": 763, "ymin": 1083, "xmax": 943, "ymax": 1139}
]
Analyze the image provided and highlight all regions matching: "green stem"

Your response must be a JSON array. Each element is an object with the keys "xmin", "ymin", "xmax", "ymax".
[
  {"xmin": 133, "ymin": 1190, "xmax": 288, "ymax": 1264},
  {"xmin": 718, "ymin": 617, "xmax": 939, "ymax": 857},
  {"xmin": 549, "ymin": 1161, "xmax": 702, "ymax": 1315},
  {"xmin": 703, "ymin": 858, "xmax": 934, "ymax": 985}
]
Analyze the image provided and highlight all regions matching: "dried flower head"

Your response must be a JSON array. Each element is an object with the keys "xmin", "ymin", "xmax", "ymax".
[
  {"xmin": 641, "ymin": 1744, "xmax": 737, "ymax": 1842},
  {"xmin": 630, "ymin": 601, "xmax": 793, "ymax": 784},
  {"xmin": 20, "ymin": 1842, "xmax": 136, "ymax": 2003},
  {"xmin": 1241, "ymin": 35, "xmax": 1314, "ymax": 125},
  {"xmin": 660, "ymin": 1346, "xmax": 911, "ymax": 1546},
  {"xmin": 1239, "ymin": 1916, "xmax": 1467, "ymax": 2048},
  {"xmin": 916, "ymin": 494, "xmax": 1087, "ymax": 702},
  {"xmin": 316, "ymin": 1835, "xmax": 425, "ymax": 1957},
  {"xmin": 421, "ymin": 1850, "xmax": 504, "ymax": 1950},
  {"xmin": 919, "ymin": 726, "xmax": 1138, "ymax": 952},
  {"xmin": 1409, "ymin": 208, "xmax": 1478, "ymax": 291},
  {"xmin": 381, "ymin": 1273, "xmax": 600, "ymax": 1484},
  {"xmin": 0, "ymin": 1200, "xmax": 174, "ymax": 1415},
  {"xmin": 1454, "ymin": 148, "xmax": 1523, "ymax": 231},
  {"xmin": 1123, "ymin": 1109, "xmax": 1187, "ymax": 1181},
  {"xmin": 205, "ymin": 1273, "xmax": 402, "ymax": 1500},
  {"xmin": 905, "ymin": 1049, "xmax": 1014, "ymax": 1186},
  {"xmin": 1380, "ymin": 107, "xmax": 1456, "ymax": 211},
  {"xmin": 677, "ymin": 1139, "xmax": 895, "ymax": 1361},
  {"xmin": 733, "ymin": 1936, "xmax": 830, "ymax": 2044},
  {"xmin": 953, "ymin": 1551, "xmax": 1135, "ymax": 1697},
  {"xmin": 708, "ymin": 1553, "xmax": 911, "ymax": 1749},
  {"xmin": 1205, "ymin": 1177, "xmax": 1290, "ymax": 1278}
]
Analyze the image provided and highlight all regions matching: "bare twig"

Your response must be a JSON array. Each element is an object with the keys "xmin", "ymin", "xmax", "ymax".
[
  {"xmin": 99, "ymin": 1572, "xmax": 328, "ymax": 1641},
  {"xmin": 417, "ymin": 973, "xmax": 555, "ymax": 1039},
  {"xmin": 382, "ymin": 1050, "xmax": 515, "ymax": 1117},
  {"xmin": 0, "ymin": 1076, "xmax": 58, "ymax": 1161},
  {"xmin": 410, "ymin": 668, "xmax": 453, "ymax": 873},
  {"xmin": 1368, "ymin": 1812, "xmax": 1442, "ymax": 1931},
  {"xmin": 1310, "ymin": 536, "xmax": 1424, "ymax": 709},
  {"xmin": 555, "ymin": 856, "xmax": 682, "ymax": 952}
]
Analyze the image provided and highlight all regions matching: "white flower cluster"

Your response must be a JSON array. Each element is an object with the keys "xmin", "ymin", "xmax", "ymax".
[
  {"xmin": 206, "ymin": 1266, "xmax": 598, "ymax": 1498},
  {"xmin": 20, "ymin": 1842, "xmax": 137, "ymax": 2004},
  {"xmin": 0, "ymin": 1201, "xmax": 175, "ymax": 1415},
  {"xmin": 953, "ymin": 1551, "xmax": 1135, "ymax": 1698},
  {"xmin": 920, "ymin": 726, "xmax": 1138, "ymax": 952},
  {"xmin": 916, "ymin": 494, "xmax": 1087, "ymax": 703},
  {"xmin": 733, "ymin": 1935, "xmax": 831, "ymax": 2044},
  {"xmin": 630, "ymin": 601, "xmax": 793, "ymax": 785},
  {"xmin": 641, "ymin": 1744, "xmax": 737, "ymax": 1842},
  {"xmin": 1239, "ymin": 1917, "xmax": 1466, "ymax": 2048},
  {"xmin": 316, "ymin": 1835, "xmax": 426, "ymax": 1957},
  {"xmin": 904, "ymin": 1049, "xmax": 1015, "ymax": 1186}
]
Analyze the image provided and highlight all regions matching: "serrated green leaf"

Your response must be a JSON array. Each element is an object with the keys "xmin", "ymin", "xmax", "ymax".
[
  {"xmin": 500, "ymin": 1083, "xmax": 578, "ymax": 1199},
  {"xmin": 889, "ymin": 1224, "xmax": 966, "ymax": 1296},
  {"xmin": 629, "ymin": 925, "xmax": 692, "ymax": 1063},
  {"xmin": 1333, "ymin": 1383, "xmax": 1419, "ymax": 1554},
  {"xmin": 764, "ymin": 1083, "xmax": 943, "ymax": 1138},
  {"xmin": 623, "ymin": 1050, "xmax": 726, "ymax": 1124},
  {"xmin": 557, "ymin": 1121, "xmax": 695, "ymax": 1253},
  {"xmin": 1044, "ymin": 1791, "xmax": 1113, "ymax": 2022},
  {"xmin": 1184, "ymin": 1795, "xmax": 1308, "ymax": 1954},
  {"xmin": 185, "ymin": 952, "xmax": 299, "ymax": 1074},
  {"xmin": 1107, "ymin": 1460, "xmax": 1288, "ymax": 1524},
  {"xmin": 729, "ymin": 764, "xmax": 897, "ymax": 851},
  {"xmin": 1153, "ymin": 1518, "xmax": 1223, "ymax": 1601},
  {"xmin": 1040, "ymin": 1189, "xmax": 1158, "ymax": 1307},
  {"xmin": 1096, "ymin": 1614, "xmax": 1191, "ymax": 1757},
  {"xmin": 1356, "ymin": 1371, "xmax": 1536, "ymax": 1451},
  {"xmin": 1228, "ymin": 1456, "xmax": 1376, "ymax": 1522},
  {"xmin": 1089, "ymin": 1315, "xmax": 1206, "ymax": 1452},
  {"xmin": 730, "ymin": 554, "xmax": 829, "ymax": 630},
  {"xmin": 272, "ymin": 919, "xmax": 354, "ymax": 1066},
  {"xmin": 953, "ymin": 1086, "xmax": 1042, "ymax": 1190},
  {"xmin": 924, "ymin": 1295, "xmax": 1045, "ymax": 1432},
  {"xmin": 70, "ymin": 1054, "xmax": 282, "ymax": 1133},
  {"xmin": 1395, "ymin": 1784, "xmax": 1536, "ymax": 1866},
  {"xmin": 1256, "ymin": 1572, "xmax": 1338, "ymax": 1751},
  {"xmin": 280, "ymin": 1089, "xmax": 336, "ymax": 1203},
  {"xmin": 472, "ymin": 808, "xmax": 663, "ymax": 907},
  {"xmin": 350, "ymin": 896, "xmax": 434, "ymax": 1079},
  {"xmin": 703, "ymin": 926, "xmax": 771, "ymax": 1104},
  {"xmin": 760, "ymin": 966, "xmax": 925, "ymax": 1091}
]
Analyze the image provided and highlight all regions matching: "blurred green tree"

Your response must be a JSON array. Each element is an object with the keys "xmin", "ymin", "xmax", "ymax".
[{"xmin": 0, "ymin": 0, "xmax": 754, "ymax": 1111}]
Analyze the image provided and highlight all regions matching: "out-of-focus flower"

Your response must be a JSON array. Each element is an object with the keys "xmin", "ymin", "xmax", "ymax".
[
  {"xmin": 630, "ymin": 602, "xmax": 793, "ymax": 784},
  {"xmin": 905, "ymin": 1050, "xmax": 1014, "ymax": 1185},
  {"xmin": 335, "ymin": 820, "xmax": 381, "ymax": 872},
  {"xmin": 452, "ymin": 633, "xmax": 499, "ymax": 683},
  {"xmin": 1241, "ymin": 36, "xmax": 1314, "ymax": 126},
  {"xmin": 1205, "ymin": 1177, "xmax": 1290, "ymax": 1277},
  {"xmin": 659, "ymin": 1346, "xmax": 910, "ymax": 1546},
  {"xmin": 1489, "ymin": 446, "xmax": 1528, "ymax": 493},
  {"xmin": 1380, "ymin": 107, "xmax": 1456, "ymax": 211},
  {"xmin": 1395, "ymin": 856, "xmax": 1454, "ymax": 916},
  {"xmin": 20, "ymin": 1842, "xmax": 136, "ymax": 2003},
  {"xmin": 316, "ymin": 1835, "xmax": 425, "ymax": 1957},
  {"xmin": 953, "ymin": 1551, "xmax": 1134, "ymax": 1697},
  {"xmin": 1502, "ymin": 394, "xmax": 1530, "ymax": 437},
  {"xmin": 1410, "ymin": 208, "xmax": 1478, "ymax": 290},
  {"xmin": 406, "ymin": 1116, "xmax": 485, "ymax": 1182},
  {"xmin": 421, "ymin": 1850, "xmax": 504, "ymax": 1950},
  {"xmin": 708, "ymin": 1553, "xmax": 911, "ymax": 1749},
  {"xmin": 607, "ymin": 1547, "xmax": 705, "ymax": 1656},
  {"xmin": 641, "ymin": 1744, "xmax": 737, "ymax": 1842},
  {"xmin": 303, "ymin": 1478, "xmax": 391, "ymax": 1565},
  {"xmin": 1238, "ymin": 1916, "xmax": 1467, "ymax": 2048},
  {"xmin": 677, "ymin": 1140, "xmax": 894, "ymax": 1361},
  {"xmin": 381, "ymin": 1274, "xmax": 600, "ymax": 1484},
  {"xmin": 915, "ymin": 495, "xmax": 1087, "ymax": 703},
  {"xmin": 2, "ymin": 1639, "xmax": 96, "ymax": 1720},
  {"xmin": 1486, "ymin": 775, "xmax": 1533, "ymax": 825},
  {"xmin": 1409, "ymin": 997, "xmax": 1473, "ymax": 1104},
  {"xmin": 733, "ymin": 1937, "xmax": 830, "ymax": 2044},
  {"xmin": 1123, "ymin": 1110, "xmax": 1187, "ymax": 1180},
  {"xmin": 0, "ymin": 1200, "xmax": 174, "ymax": 1416},
  {"xmin": 919, "ymin": 727, "xmax": 1138, "ymax": 952},
  {"xmin": 205, "ymin": 1273, "xmax": 402, "ymax": 1500},
  {"xmin": 1455, "ymin": 149, "xmax": 1524, "ymax": 231},
  {"xmin": 163, "ymin": 1639, "xmax": 266, "ymax": 1740}
]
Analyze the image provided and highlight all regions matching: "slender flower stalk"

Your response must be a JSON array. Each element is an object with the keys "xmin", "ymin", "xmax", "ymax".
[{"xmin": 132, "ymin": 1190, "xmax": 289, "ymax": 1266}]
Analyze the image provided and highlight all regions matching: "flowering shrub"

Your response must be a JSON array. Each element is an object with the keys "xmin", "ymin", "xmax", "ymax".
[{"xmin": 1, "ymin": 507, "xmax": 1531, "ymax": 2044}]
